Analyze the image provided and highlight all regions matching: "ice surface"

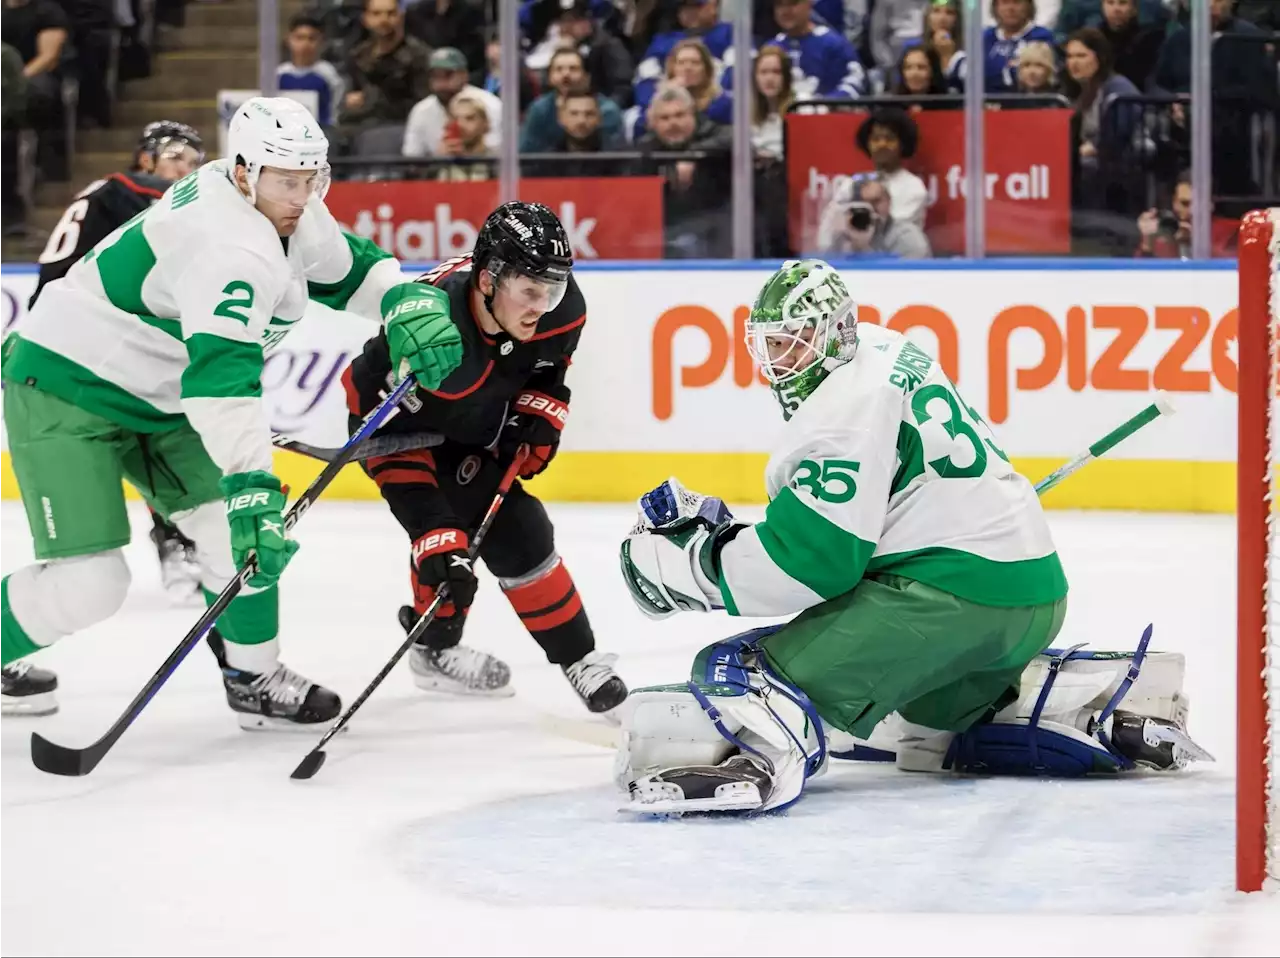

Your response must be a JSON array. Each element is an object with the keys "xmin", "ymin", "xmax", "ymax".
[{"xmin": 2, "ymin": 501, "xmax": 1277, "ymax": 956}]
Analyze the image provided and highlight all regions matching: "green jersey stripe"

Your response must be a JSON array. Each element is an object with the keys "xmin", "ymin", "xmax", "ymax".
[
  {"xmin": 866, "ymin": 547, "xmax": 1068, "ymax": 607},
  {"xmin": 307, "ymin": 232, "xmax": 395, "ymax": 312},
  {"xmin": 751, "ymin": 487, "xmax": 875, "ymax": 600},
  {"xmin": 1, "ymin": 334, "xmax": 184, "ymax": 432},
  {"xmin": 181, "ymin": 333, "xmax": 264, "ymax": 400},
  {"xmin": 95, "ymin": 222, "xmax": 158, "ymax": 318}
]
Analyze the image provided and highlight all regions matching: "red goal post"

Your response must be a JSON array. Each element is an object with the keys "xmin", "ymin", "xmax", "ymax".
[{"xmin": 1237, "ymin": 207, "xmax": 1279, "ymax": 893}]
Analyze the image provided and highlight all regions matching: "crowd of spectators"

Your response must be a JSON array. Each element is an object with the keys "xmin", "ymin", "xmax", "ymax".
[
  {"xmin": 2, "ymin": 0, "xmax": 177, "ymax": 234},
  {"xmin": 4, "ymin": 0, "xmax": 1276, "ymax": 256}
]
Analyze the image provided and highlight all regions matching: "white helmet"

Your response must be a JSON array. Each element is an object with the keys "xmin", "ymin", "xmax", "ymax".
[{"xmin": 225, "ymin": 96, "xmax": 330, "ymax": 204}]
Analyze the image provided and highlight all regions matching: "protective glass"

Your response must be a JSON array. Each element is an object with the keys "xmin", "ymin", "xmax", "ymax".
[
  {"xmin": 255, "ymin": 164, "xmax": 331, "ymax": 208},
  {"xmin": 154, "ymin": 140, "xmax": 204, "ymax": 177}
]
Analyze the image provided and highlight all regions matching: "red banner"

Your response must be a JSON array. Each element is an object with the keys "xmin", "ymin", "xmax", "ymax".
[
  {"xmin": 786, "ymin": 109, "xmax": 1072, "ymax": 256},
  {"xmin": 325, "ymin": 177, "xmax": 666, "ymax": 261}
]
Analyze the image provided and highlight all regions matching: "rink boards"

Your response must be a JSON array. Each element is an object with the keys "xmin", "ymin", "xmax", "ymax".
[{"xmin": 0, "ymin": 260, "xmax": 1240, "ymax": 512}]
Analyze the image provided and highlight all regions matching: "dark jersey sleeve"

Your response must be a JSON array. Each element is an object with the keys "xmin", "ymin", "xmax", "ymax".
[{"xmin": 29, "ymin": 174, "xmax": 162, "ymax": 308}]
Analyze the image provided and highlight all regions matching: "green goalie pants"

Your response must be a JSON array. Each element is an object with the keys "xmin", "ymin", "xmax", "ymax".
[
  {"xmin": 759, "ymin": 573, "xmax": 1068, "ymax": 740},
  {"xmin": 2, "ymin": 381, "xmax": 277, "ymax": 665}
]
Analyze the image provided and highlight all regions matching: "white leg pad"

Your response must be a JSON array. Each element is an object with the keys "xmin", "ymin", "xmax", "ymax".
[{"xmin": 8, "ymin": 551, "xmax": 131, "ymax": 646}]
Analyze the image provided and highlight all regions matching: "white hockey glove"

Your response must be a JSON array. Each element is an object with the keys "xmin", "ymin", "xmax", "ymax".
[{"xmin": 619, "ymin": 478, "xmax": 742, "ymax": 619}]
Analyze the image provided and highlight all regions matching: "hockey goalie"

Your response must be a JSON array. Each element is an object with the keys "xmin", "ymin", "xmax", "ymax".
[{"xmin": 615, "ymin": 259, "xmax": 1212, "ymax": 815}]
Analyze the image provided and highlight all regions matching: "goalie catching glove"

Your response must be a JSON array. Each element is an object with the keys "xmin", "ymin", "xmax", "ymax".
[
  {"xmin": 619, "ymin": 478, "xmax": 744, "ymax": 618},
  {"xmin": 221, "ymin": 470, "xmax": 299, "ymax": 588}
]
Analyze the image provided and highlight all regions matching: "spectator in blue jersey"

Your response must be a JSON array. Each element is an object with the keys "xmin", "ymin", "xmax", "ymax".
[
  {"xmin": 277, "ymin": 14, "xmax": 345, "ymax": 127},
  {"xmin": 984, "ymin": 0, "xmax": 1055, "ymax": 91},
  {"xmin": 634, "ymin": 0, "xmax": 733, "ymax": 115},
  {"xmin": 769, "ymin": 0, "xmax": 867, "ymax": 99},
  {"xmin": 630, "ymin": 37, "xmax": 733, "ymax": 140}
]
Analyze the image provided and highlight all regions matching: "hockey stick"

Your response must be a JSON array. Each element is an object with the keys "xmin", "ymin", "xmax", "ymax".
[
  {"xmin": 29, "ymin": 376, "xmax": 417, "ymax": 778},
  {"xmin": 271, "ymin": 430, "xmax": 444, "ymax": 464},
  {"xmin": 289, "ymin": 445, "xmax": 530, "ymax": 780},
  {"xmin": 1032, "ymin": 391, "xmax": 1175, "ymax": 496}
]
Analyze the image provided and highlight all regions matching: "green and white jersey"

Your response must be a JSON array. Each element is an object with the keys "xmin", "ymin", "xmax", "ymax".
[
  {"xmin": 2, "ymin": 158, "xmax": 410, "ymax": 476},
  {"xmin": 718, "ymin": 324, "xmax": 1067, "ymax": 616}
]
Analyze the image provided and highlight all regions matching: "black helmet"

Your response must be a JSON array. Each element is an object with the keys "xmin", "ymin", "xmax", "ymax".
[
  {"xmin": 474, "ymin": 201, "xmax": 573, "ymax": 286},
  {"xmin": 136, "ymin": 120, "xmax": 205, "ymax": 163}
]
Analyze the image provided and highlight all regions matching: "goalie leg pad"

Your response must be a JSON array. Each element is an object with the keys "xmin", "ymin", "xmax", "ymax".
[
  {"xmin": 616, "ymin": 629, "xmax": 827, "ymax": 814},
  {"xmin": 944, "ymin": 624, "xmax": 1213, "ymax": 776}
]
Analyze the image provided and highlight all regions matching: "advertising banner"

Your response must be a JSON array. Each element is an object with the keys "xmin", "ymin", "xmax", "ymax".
[
  {"xmin": 1, "ymin": 263, "xmax": 1238, "ymax": 511},
  {"xmin": 324, "ymin": 177, "xmax": 666, "ymax": 262},
  {"xmin": 786, "ymin": 109, "xmax": 1073, "ymax": 257}
]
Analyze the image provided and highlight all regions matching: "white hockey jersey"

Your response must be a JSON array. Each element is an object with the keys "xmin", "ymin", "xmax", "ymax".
[
  {"xmin": 717, "ymin": 324, "xmax": 1067, "ymax": 616},
  {"xmin": 2, "ymin": 159, "xmax": 413, "ymax": 477}
]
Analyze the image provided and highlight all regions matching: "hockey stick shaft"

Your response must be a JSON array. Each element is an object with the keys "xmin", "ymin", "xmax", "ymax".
[
  {"xmin": 1033, "ymin": 391, "xmax": 1175, "ymax": 496},
  {"xmin": 30, "ymin": 377, "xmax": 417, "ymax": 778},
  {"xmin": 290, "ymin": 445, "xmax": 529, "ymax": 780},
  {"xmin": 271, "ymin": 430, "xmax": 444, "ymax": 464}
]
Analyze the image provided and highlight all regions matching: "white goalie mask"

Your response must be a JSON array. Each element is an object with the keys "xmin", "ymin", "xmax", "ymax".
[{"xmin": 225, "ymin": 96, "xmax": 331, "ymax": 208}]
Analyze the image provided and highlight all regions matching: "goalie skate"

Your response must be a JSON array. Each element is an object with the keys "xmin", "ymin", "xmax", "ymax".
[
  {"xmin": 1, "ymin": 661, "xmax": 58, "ymax": 716},
  {"xmin": 624, "ymin": 756, "xmax": 772, "ymax": 814},
  {"xmin": 398, "ymin": 606, "xmax": 514, "ymax": 697}
]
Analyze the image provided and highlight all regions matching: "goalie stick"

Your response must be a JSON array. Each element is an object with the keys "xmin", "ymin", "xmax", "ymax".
[
  {"xmin": 29, "ymin": 376, "xmax": 418, "ymax": 777},
  {"xmin": 289, "ymin": 445, "xmax": 530, "ymax": 780}
]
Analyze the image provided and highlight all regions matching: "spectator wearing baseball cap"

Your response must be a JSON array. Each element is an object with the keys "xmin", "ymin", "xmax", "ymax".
[{"xmin": 403, "ymin": 46, "xmax": 503, "ymax": 157}]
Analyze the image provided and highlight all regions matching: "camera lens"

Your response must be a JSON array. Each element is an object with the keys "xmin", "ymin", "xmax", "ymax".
[{"xmin": 849, "ymin": 208, "xmax": 873, "ymax": 231}]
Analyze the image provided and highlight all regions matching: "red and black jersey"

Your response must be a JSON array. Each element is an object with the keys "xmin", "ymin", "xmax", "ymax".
[
  {"xmin": 342, "ymin": 254, "xmax": 587, "ymax": 449},
  {"xmin": 29, "ymin": 171, "xmax": 170, "ymax": 308}
]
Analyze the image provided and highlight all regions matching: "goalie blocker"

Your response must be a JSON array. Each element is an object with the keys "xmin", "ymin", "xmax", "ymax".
[{"xmin": 616, "ymin": 626, "xmax": 1214, "ymax": 815}]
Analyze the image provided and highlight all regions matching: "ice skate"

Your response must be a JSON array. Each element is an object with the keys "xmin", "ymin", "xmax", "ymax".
[
  {"xmin": 221, "ymin": 662, "xmax": 341, "ymax": 731},
  {"xmin": 398, "ymin": 606, "xmax": 514, "ymax": 697},
  {"xmin": 151, "ymin": 521, "xmax": 202, "ymax": 605},
  {"xmin": 562, "ymin": 650, "xmax": 628, "ymax": 715},
  {"xmin": 1, "ymin": 661, "xmax": 59, "ymax": 716}
]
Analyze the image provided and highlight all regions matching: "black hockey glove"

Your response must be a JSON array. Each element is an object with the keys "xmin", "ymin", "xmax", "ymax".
[{"xmin": 501, "ymin": 383, "xmax": 570, "ymax": 479}]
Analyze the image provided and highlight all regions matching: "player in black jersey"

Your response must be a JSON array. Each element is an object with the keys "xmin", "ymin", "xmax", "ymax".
[
  {"xmin": 342, "ymin": 202, "xmax": 628, "ymax": 714},
  {"xmin": 3, "ymin": 121, "xmax": 207, "ymax": 714}
]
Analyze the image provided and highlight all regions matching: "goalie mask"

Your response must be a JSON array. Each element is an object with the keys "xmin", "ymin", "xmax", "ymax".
[{"xmin": 745, "ymin": 259, "xmax": 858, "ymax": 419}]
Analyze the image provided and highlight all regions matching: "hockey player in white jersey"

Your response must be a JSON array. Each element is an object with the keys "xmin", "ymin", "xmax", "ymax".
[
  {"xmin": 0, "ymin": 97, "xmax": 464, "ymax": 724},
  {"xmin": 616, "ymin": 259, "xmax": 1212, "ymax": 813}
]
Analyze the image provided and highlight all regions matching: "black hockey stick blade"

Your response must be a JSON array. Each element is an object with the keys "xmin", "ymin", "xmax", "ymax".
[
  {"xmin": 30, "ymin": 731, "xmax": 101, "ymax": 777},
  {"xmin": 290, "ymin": 748, "xmax": 327, "ymax": 780},
  {"xmin": 289, "ymin": 446, "xmax": 529, "ymax": 780}
]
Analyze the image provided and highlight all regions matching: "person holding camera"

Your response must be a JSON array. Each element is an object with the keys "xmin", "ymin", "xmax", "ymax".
[
  {"xmin": 1135, "ymin": 172, "xmax": 1190, "ymax": 258},
  {"xmin": 816, "ymin": 172, "xmax": 932, "ymax": 258}
]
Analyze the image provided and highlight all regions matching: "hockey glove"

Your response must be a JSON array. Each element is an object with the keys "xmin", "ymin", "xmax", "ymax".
[
  {"xmin": 501, "ymin": 384, "xmax": 570, "ymax": 479},
  {"xmin": 384, "ymin": 284, "xmax": 464, "ymax": 390},
  {"xmin": 411, "ymin": 527, "xmax": 478, "ymax": 623},
  {"xmin": 621, "ymin": 478, "xmax": 743, "ymax": 619},
  {"xmin": 221, "ymin": 470, "xmax": 299, "ymax": 588}
]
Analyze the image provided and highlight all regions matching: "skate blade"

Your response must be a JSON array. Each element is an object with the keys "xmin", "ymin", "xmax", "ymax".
[
  {"xmin": 622, "ymin": 780, "xmax": 763, "ymax": 815},
  {"xmin": 236, "ymin": 713, "xmax": 346, "ymax": 733},
  {"xmin": 411, "ymin": 673, "xmax": 516, "ymax": 698},
  {"xmin": 1, "ymin": 692, "xmax": 59, "ymax": 717}
]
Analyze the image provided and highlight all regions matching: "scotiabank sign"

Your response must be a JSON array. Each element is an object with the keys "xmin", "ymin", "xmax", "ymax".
[
  {"xmin": 325, "ymin": 177, "xmax": 666, "ymax": 261},
  {"xmin": 786, "ymin": 110, "xmax": 1072, "ymax": 256}
]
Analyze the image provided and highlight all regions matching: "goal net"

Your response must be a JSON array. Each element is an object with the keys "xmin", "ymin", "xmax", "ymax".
[{"xmin": 1237, "ymin": 207, "xmax": 1280, "ymax": 893}]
